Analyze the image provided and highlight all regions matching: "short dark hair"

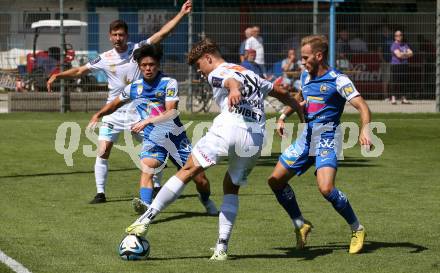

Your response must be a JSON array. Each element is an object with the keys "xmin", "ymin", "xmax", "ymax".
[
  {"xmin": 187, "ymin": 38, "xmax": 221, "ymax": 65},
  {"xmin": 109, "ymin": 19, "xmax": 128, "ymax": 34},
  {"xmin": 133, "ymin": 44, "xmax": 163, "ymax": 64}
]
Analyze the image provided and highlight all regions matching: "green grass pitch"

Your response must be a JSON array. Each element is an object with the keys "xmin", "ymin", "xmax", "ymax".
[{"xmin": 0, "ymin": 112, "xmax": 439, "ymax": 273}]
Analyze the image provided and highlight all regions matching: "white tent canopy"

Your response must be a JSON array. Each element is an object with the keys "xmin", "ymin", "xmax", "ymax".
[{"xmin": 31, "ymin": 20, "xmax": 88, "ymax": 29}]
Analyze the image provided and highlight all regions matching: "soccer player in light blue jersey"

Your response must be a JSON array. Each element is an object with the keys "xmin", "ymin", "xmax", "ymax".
[
  {"xmin": 87, "ymin": 44, "xmax": 217, "ymax": 216},
  {"xmin": 268, "ymin": 35, "xmax": 372, "ymax": 254}
]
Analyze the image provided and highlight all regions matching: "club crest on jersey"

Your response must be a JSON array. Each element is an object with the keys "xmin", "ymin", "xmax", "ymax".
[
  {"xmin": 166, "ymin": 88, "xmax": 176, "ymax": 97},
  {"xmin": 137, "ymin": 84, "xmax": 143, "ymax": 95},
  {"xmin": 110, "ymin": 64, "xmax": 116, "ymax": 73},
  {"xmin": 156, "ymin": 91, "xmax": 164, "ymax": 97},
  {"xmin": 342, "ymin": 83, "xmax": 355, "ymax": 96},
  {"xmin": 212, "ymin": 77, "xmax": 223, "ymax": 88},
  {"xmin": 320, "ymin": 84, "xmax": 328, "ymax": 93}
]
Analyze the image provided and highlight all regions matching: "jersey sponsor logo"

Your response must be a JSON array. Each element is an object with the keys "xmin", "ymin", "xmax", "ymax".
[
  {"xmin": 196, "ymin": 147, "xmax": 214, "ymax": 165},
  {"xmin": 232, "ymin": 105, "xmax": 263, "ymax": 122},
  {"xmin": 89, "ymin": 56, "xmax": 101, "ymax": 65},
  {"xmin": 166, "ymin": 88, "xmax": 176, "ymax": 97},
  {"xmin": 342, "ymin": 83, "xmax": 355, "ymax": 97},
  {"xmin": 211, "ymin": 77, "xmax": 223, "ymax": 88},
  {"xmin": 319, "ymin": 139, "xmax": 335, "ymax": 149}
]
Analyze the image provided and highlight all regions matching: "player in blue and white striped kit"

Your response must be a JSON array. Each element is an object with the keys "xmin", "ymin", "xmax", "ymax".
[
  {"xmin": 268, "ymin": 35, "xmax": 372, "ymax": 254},
  {"xmin": 88, "ymin": 44, "xmax": 217, "ymax": 215}
]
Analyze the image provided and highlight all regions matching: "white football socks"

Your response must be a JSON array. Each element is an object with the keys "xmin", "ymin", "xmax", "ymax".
[
  {"xmin": 150, "ymin": 176, "xmax": 186, "ymax": 212},
  {"xmin": 217, "ymin": 194, "xmax": 239, "ymax": 252},
  {"xmin": 94, "ymin": 157, "xmax": 108, "ymax": 194}
]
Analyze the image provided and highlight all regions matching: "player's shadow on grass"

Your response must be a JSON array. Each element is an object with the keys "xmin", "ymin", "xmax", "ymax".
[
  {"xmin": 215, "ymin": 153, "xmax": 282, "ymax": 167},
  {"xmin": 231, "ymin": 240, "xmax": 427, "ymax": 261},
  {"xmin": 215, "ymin": 155, "xmax": 378, "ymax": 168},
  {"xmin": 338, "ymin": 157, "xmax": 379, "ymax": 168},
  {"xmin": 0, "ymin": 168, "xmax": 138, "ymax": 179},
  {"xmin": 152, "ymin": 211, "xmax": 217, "ymax": 225},
  {"xmin": 268, "ymin": 240, "xmax": 428, "ymax": 260},
  {"xmin": 144, "ymin": 241, "xmax": 428, "ymax": 261},
  {"xmin": 104, "ymin": 196, "xmax": 134, "ymax": 203}
]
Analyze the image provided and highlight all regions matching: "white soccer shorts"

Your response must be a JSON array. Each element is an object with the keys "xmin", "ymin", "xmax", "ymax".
[
  {"xmin": 98, "ymin": 104, "xmax": 141, "ymax": 143},
  {"xmin": 192, "ymin": 122, "xmax": 264, "ymax": 186}
]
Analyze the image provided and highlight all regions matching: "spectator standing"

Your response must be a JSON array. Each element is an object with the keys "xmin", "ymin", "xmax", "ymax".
[
  {"xmin": 390, "ymin": 30, "xmax": 413, "ymax": 104},
  {"xmin": 245, "ymin": 26, "xmax": 265, "ymax": 73},
  {"xmin": 239, "ymin": 27, "xmax": 252, "ymax": 62}
]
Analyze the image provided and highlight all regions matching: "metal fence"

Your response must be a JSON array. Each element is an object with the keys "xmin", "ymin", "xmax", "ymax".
[{"xmin": 0, "ymin": 11, "xmax": 436, "ymax": 112}]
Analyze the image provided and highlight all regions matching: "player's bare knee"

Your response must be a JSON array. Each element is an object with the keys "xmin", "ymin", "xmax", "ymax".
[
  {"xmin": 177, "ymin": 164, "xmax": 204, "ymax": 183},
  {"xmin": 319, "ymin": 185, "xmax": 333, "ymax": 197},
  {"xmin": 267, "ymin": 175, "xmax": 286, "ymax": 190},
  {"xmin": 193, "ymin": 172, "xmax": 209, "ymax": 186}
]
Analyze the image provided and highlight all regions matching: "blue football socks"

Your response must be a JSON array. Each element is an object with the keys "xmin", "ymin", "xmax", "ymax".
[
  {"xmin": 272, "ymin": 184, "xmax": 303, "ymax": 221},
  {"xmin": 324, "ymin": 188, "xmax": 358, "ymax": 226},
  {"xmin": 140, "ymin": 187, "xmax": 154, "ymax": 205}
]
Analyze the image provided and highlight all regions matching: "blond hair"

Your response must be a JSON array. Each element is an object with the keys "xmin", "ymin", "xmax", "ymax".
[{"xmin": 301, "ymin": 35, "xmax": 329, "ymax": 60}]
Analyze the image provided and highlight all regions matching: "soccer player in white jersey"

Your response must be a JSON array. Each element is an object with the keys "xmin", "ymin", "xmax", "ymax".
[
  {"xmin": 47, "ymin": 1, "xmax": 195, "ymax": 204},
  {"xmin": 268, "ymin": 35, "xmax": 371, "ymax": 254},
  {"xmin": 124, "ymin": 38, "xmax": 304, "ymax": 260}
]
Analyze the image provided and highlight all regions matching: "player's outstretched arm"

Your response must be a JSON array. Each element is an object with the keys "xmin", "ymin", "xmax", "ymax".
[
  {"xmin": 148, "ymin": 0, "xmax": 192, "ymax": 45},
  {"xmin": 269, "ymin": 85, "xmax": 304, "ymax": 137},
  {"xmin": 87, "ymin": 97, "xmax": 125, "ymax": 130},
  {"xmin": 349, "ymin": 96, "xmax": 372, "ymax": 150},
  {"xmin": 47, "ymin": 65, "xmax": 90, "ymax": 92},
  {"xmin": 131, "ymin": 101, "xmax": 179, "ymax": 134},
  {"xmin": 269, "ymin": 85, "xmax": 304, "ymax": 119}
]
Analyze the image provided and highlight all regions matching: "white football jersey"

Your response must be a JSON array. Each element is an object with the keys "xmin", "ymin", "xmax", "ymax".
[
  {"xmin": 86, "ymin": 39, "xmax": 150, "ymax": 103},
  {"xmin": 207, "ymin": 62, "xmax": 273, "ymax": 133}
]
